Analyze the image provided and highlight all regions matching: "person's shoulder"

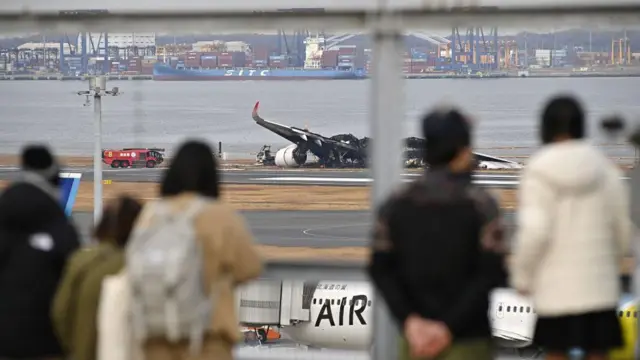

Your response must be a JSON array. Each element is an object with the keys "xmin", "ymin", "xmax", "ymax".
[
  {"xmin": 466, "ymin": 186, "xmax": 500, "ymax": 217},
  {"xmin": 78, "ymin": 253, "xmax": 125, "ymax": 295},
  {"xmin": 200, "ymin": 198, "xmax": 239, "ymax": 218},
  {"xmin": 69, "ymin": 244, "xmax": 102, "ymax": 262},
  {"xmin": 376, "ymin": 181, "xmax": 419, "ymax": 214}
]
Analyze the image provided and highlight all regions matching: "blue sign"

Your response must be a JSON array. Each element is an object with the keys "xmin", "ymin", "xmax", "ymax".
[{"xmin": 58, "ymin": 173, "xmax": 82, "ymax": 216}]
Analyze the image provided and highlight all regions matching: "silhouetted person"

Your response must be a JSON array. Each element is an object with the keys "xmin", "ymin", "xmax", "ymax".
[
  {"xmin": 368, "ymin": 108, "xmax": 507, "ymax": 360},
  {"xmin": 52, "ymin": 195, "xmax": 143, "ymax": 360},
  {"xmin": 129, "ymin": 140, "xmax": 262, "ymax": 360},
  {"xmin": 0, "ymin": 145, "xmax": 80, "ymax": 359},
  {"xmin": 511, "ymin": 95, "xmax": 631, "ymax": 360}
]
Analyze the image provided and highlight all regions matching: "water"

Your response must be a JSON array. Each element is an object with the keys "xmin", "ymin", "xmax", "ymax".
[{"xmin": 0, "ymin": 78, "xmax": 638, "ymax": 159}]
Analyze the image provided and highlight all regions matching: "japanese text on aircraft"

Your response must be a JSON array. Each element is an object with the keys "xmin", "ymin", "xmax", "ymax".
[
  {"xmin": 314, "ymin": 294, "xmax": 368, "ymax": 327},
  {"xmin": 317, "ymin": 283, "xmax": 348, "ymax": 290},
  {"xmin": 224, "ymin": 69, "xmax": 270, "ymax": 76}
]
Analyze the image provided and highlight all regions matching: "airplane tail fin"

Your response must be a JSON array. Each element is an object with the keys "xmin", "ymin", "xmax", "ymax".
[{"xmin": 58, "ymin": 172, "xmax": 82, "ymax": 216}]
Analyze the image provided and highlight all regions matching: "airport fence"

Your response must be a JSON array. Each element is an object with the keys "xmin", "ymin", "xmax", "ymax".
[{"xmin": 3, "ymin": 2, "xmax": 640, "ymax": 359}]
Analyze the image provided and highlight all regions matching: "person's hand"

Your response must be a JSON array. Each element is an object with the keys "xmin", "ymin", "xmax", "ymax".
[
  {"xmin": 404, "ymin": 314, "xmax": 429, "ymax": 356},
  {"xmin": 419, "ymin": 321, "xmax": 452, "ymax": 358},
  {"xmin": 404, "ymin": 316, "xmax": 452, "ymax": 358}
]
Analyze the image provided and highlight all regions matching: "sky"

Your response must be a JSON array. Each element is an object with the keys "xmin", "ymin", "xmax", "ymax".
[{"xmin": 0, "ymin": 0, "xmax": 637, "ymax": 37}]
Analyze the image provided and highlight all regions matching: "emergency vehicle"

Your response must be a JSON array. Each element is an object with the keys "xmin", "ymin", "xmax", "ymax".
[{"xmin": 102, "ymin": 148, "xmax": 165, "ymax": 168}]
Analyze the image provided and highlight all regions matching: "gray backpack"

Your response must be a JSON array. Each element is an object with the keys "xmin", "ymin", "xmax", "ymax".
[{"xmin": 125, "ymin": 197, "xmax": 212, "ymax": 355}]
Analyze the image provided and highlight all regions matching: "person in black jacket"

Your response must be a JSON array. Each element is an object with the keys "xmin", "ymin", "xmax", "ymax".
[
  {"xmin": 0, "ymin": 145, "xmax": 81, "ymax": 359},
  {"xmin": 367, "ymin": 108, "xmax": 508, "ymax": 360}
]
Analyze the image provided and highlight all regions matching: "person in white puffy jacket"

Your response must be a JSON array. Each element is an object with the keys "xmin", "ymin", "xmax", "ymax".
[{"xmin": 510, "ymin": 95, "xmax": 632, "ymax": 360}]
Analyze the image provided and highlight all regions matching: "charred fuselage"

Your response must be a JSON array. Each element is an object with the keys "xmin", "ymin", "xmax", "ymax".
[{"xmin": 251, "ymin": 102, "xmax": 522, "ymax": 169}]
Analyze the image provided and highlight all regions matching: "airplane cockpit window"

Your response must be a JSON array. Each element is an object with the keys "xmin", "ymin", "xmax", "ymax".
[
  {"xmin": 507, "ymin": 306, "xmax": 511, "ymax": 312},
  {"xmin": 520, "ymin": 306, "xmax": 524, "ymax": 313},
  {"xmin": 313, "ymin": 299, "xmax": 317, "ymax": 304},
  {"xmin": 526, "ymin": 307, "xmax": 530, "ymax": 313}
]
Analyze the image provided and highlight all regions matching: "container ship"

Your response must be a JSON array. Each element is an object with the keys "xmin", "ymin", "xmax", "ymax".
[
  {"xmin": 153, "ymin": 37, "xmax": 367, "ymax": 81},
  {"xmin": 152, "ymin": 63, "xmax": 366, "ymax": 80}
]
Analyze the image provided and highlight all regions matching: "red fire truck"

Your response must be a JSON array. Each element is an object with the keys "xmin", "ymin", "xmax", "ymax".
[{"xmin": 102, "ymin": 148, "xmax": 165, "ymax": 168}]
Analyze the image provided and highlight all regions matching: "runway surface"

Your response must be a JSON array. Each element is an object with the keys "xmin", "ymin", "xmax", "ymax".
[
  {"xmin": 72, "ymin": 210, "xmax": 517, "ymax": 247},
  {"xmin": 0, "ymin": 166, "xmax": 521, "ymax": 188}
]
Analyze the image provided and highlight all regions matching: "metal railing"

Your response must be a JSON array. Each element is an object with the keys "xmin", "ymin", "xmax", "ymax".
[{"xmin": 3, "ymin": 2, "xmax": 640, "ymax": 359}]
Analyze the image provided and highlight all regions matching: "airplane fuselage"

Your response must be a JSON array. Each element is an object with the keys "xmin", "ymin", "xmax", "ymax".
[
  {"xmin": 281, "ymin": 281, "xmax": 373, "ymax": 350},
  {"xmin": 280, "ymin": 281, "xmax": 536, "ymax": 352}
]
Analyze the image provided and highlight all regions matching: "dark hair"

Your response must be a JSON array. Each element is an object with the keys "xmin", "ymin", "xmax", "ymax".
[
  {"xmin": 160, "ymin": 140, "xmax": 220, "ymax": 198},
  {"xmin": 94, "ymin": 195, "xmax": 143, "ymax": 247},
  {"xmin": 421, "ymin": 108, "xmax": 471, "ymax": 167},
  {"xmin": 540, "ymin": 95, "xmax": 585, "ymax": 144},
  {"xmin": 21, "ymin": 144, "xmax": 60, "ymax": 186}
]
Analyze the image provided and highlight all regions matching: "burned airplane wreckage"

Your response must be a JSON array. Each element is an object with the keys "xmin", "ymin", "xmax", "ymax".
[{"xmin": 252, "ymin": 102, "xmax": 522, "ymax": 170}]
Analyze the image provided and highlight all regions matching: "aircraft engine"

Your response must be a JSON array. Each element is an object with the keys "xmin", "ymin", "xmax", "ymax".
[{"xmin": 275, "ymin": 144, "xmax": 308, "ymax": 167}]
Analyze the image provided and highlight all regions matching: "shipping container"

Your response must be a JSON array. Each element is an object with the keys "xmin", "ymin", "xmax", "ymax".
[
  {"xmin": 411, "ymin": 62, "xmax": 430, "ymax": 71},
  {"xmin": 245, "ymin": 59, "xmax": 254, "ymax": 67},
  {"xmin": 141, "ymin": 66, "xmax": 154, "ymax": 75},
  {"xmin": 185, "ymin": 57, "xmax": 201, "ymax": 68},
  {"xmin": 217, "ymin": 53, "xmax": 233, "ymax": 67},
  {"xmin": 321, "ymin": 50, "xmax": 339, "ymax": 66},
  {"xmin": 338, "ymin": 47, "xmax": 356, "ymax": 55},
  {"xmin": 231, "ymin": 52, "xmax": 247, "ymax": 68},
  {"xmin": 253, "ymin": 47, "xmax": 270, "ymax": 62},
  {"xmin": 201, "ymin": 55, "xmax": 218, "ymax": 68}
]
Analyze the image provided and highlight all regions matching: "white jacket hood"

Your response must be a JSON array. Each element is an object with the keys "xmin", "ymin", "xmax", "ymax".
[{"xmin": 527, "ymin": 140, "xmax": 610, "ymax": 195}]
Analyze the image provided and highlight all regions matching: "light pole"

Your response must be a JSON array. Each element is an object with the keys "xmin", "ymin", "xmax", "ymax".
[{"xmin": 77, "ymin": 76, "xmax": 121, "ymax": 224}]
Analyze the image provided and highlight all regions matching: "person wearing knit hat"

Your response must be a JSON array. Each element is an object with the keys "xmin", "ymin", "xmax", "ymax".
[
  {"xmin": 368, "ymin": 106, "xmax": 506, "ymax": 360},
  {"xmin": 0, "ymin": 144, "xmax": 80, "ymax": 359},
  {"xmin": 21, "ymin": 145, "xmax": 61, "ymax": 187}
]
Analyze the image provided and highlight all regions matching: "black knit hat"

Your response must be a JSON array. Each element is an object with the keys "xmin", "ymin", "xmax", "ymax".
[
  {"xmin": 21, "ymin": 145, "xmax": 60, "ymax": 186},
  {"xmin": 421, "ymin": 106, "xmax": 472, "ymax": 167}
]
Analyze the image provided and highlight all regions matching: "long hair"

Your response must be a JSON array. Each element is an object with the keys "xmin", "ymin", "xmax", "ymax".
[
  {"xmin": 160, "ymin": 140, "xmax": 220, "ymax": 199},
  {"xmin": 94, "ymin": 195, "xmax": 143, "ymax": 247}
]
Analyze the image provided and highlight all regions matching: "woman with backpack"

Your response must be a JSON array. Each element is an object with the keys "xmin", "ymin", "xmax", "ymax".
[
  {"xmin": 51, "ymin": 195, "xmax": 143, "ymax": 360},
  {"xmin": 125, "ymin": 140, "xmax": 263, "ymax": 360}
]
